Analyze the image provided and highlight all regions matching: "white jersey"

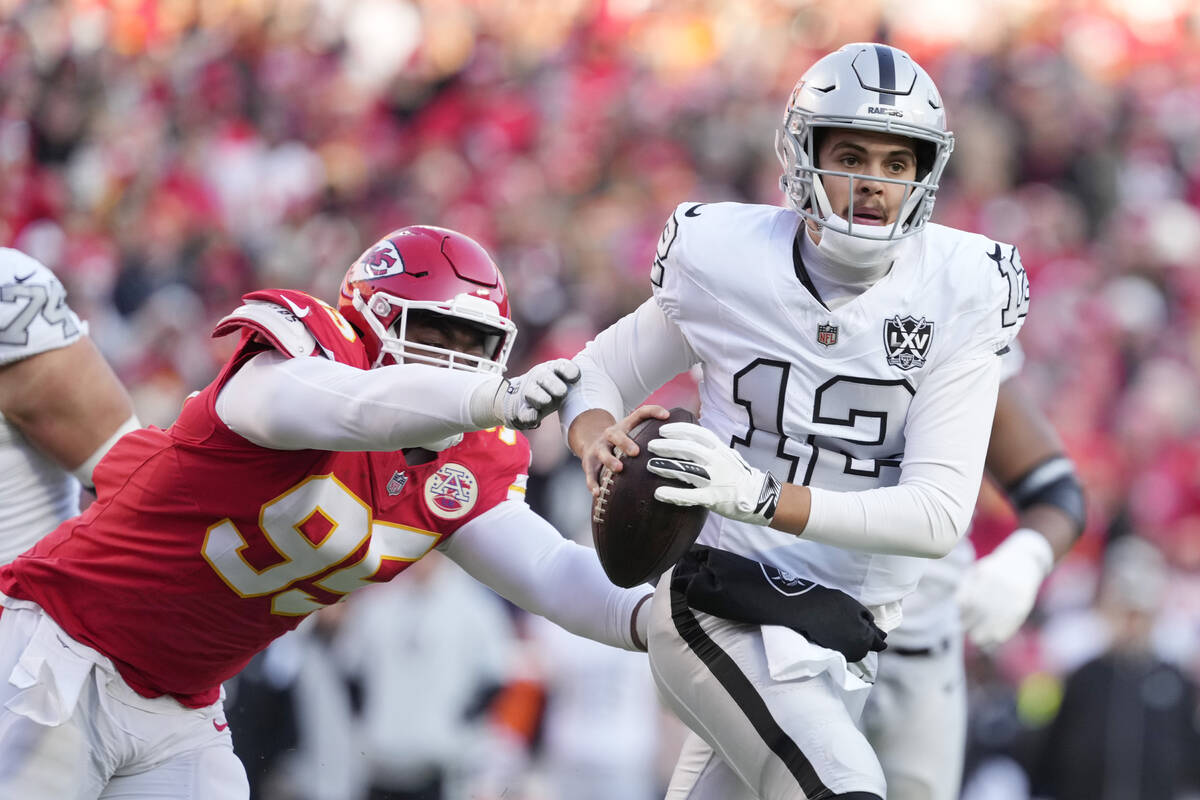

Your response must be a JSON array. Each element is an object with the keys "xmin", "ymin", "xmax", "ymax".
[
  {"xmin": 649, "ymin": 202, "xmax": 1026, "ymax": 607},
  {"xmin": 888, "ymin": 342, "xmax": 1027, "ymax": 648},
  {"xmin": 0, "ymin": 249, "xmax": 85, "ymax": 563}
]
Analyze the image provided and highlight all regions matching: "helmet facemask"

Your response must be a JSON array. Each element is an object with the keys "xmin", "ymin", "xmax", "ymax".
[
  {"xmin": 353, "ymin": 289, "xmax": 517, "ymax": 374},
  {"xmin": 776, "ymin": 115, "xmax": 952, "ymax": 242}
]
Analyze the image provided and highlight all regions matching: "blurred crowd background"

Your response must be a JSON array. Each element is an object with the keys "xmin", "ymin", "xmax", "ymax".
[{"xmin": 4, "ymin": 0, "xmax": 1200, "ymax": 798}]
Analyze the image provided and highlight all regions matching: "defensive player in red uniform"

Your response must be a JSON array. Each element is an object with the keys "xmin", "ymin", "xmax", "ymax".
[{"xmin": 0, "ymin": 226, "xmax": 654, "ymax": 799}]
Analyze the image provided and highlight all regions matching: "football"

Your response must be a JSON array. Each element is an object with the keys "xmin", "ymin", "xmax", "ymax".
[{"xmin": 591, "ymin": 407, "xmax": 709, "ymax": 588}]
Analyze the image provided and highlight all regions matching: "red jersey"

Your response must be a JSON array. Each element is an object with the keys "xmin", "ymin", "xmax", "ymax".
[{"xmin": 0, "ymin": 290, "xmax": 531, "ymax": 708}]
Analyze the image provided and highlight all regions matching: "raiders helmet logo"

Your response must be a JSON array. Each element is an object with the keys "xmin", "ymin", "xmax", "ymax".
[
  {"xmin": 884, "ymin": 315, "xmax": 934, "ymax": 370},
  {"xmin": 760, "ymin": 563, "xmax": 816, "ymax": 597}
]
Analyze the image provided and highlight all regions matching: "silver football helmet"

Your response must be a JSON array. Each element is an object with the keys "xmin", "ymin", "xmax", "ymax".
[{"xmin": 776, "ymin": 43, "xmax": 955, "ymax": 241}]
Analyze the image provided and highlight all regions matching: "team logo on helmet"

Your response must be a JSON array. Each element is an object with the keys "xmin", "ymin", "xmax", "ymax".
[
  {"xmin": 424, "ymin": 463, "xmax": 478, "ymax": 519},
  {"xmin": 360, "ymin": 240, "xmax": 406, "ymax": 278},
  {"xmin": 816, "ymin": 322, "xmax": 838, "ymax": 348},
  {"xmin": 884, "ymin": 315, "xmax": 934, "ymax": 370},
  {"xmin": 760, "ymin": 564, "xmax": 816, "ymax": 597}
]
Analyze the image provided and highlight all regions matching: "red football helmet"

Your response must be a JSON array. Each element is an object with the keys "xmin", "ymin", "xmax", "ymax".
[{"xmin": 338, "ymin": 226, "xmax": 517, "ymax": 373}]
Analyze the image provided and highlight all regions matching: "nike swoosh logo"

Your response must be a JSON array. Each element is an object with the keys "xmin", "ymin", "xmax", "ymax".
[
  {"xmin": 12, "ymin": 272, "xmax": 35, "ymax": 283},
  {"xmin": 683, "ymin": 204, "xmax": 705, "ymax": 217},
  {"xmin": 280, "ymin": 296, "xmax": 311, "ymax": 318},
  {"xmin": 213, "ymin": 720, "xmax": 229, "ymax": 732}
]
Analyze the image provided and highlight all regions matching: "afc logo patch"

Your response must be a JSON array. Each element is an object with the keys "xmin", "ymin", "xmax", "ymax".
[
  {"xmin": 424, "ymin": 463, "xmax": 478, "ymax": 519},
  {"xmin": 760, "ymin": 564, "xmax": 816, "ymax": 597},
  {"xmin": 884, "ymin": 315, "xmax": 934, "ymax": 370}
]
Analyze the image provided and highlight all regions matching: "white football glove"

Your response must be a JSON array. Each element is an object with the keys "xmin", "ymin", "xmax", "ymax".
[
  {"xmin": 645, "ymin": 422, "xmax": 781, "ymax": 526},
  {"xmin": 955, "ymin": 528, "xmax": 1054, "ymax": 649},
  {"xmin": 491, "ymin": 358, "xmax": 581, "ymax": 430}
]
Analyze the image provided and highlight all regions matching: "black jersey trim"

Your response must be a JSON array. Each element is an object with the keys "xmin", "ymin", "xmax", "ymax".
[{"xmin": 793, "ymin": 234, "xmax": 829, "ymax": 310}]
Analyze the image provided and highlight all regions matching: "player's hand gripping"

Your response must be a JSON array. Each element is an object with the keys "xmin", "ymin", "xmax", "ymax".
[
  {"xmin": 492, "ymin": 358, "xmax": 581, "ymax": 430},
  {"xmin": 646, "ymin": 423, "xmax": 782, "ymax": 527},
  {"xmin": 574, "ymin": 405, "xmax": 670, "ymax": 495},
  {"xmin": 955, "ymin": 528, "xmax": 1054, "ymax": 649}
]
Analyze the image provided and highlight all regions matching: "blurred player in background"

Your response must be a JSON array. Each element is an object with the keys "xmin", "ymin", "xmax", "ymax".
[
  {"xmin": 1031, "ymin": 535, "xmax": 1200, "ymax": 800},
  {"xmin": 563, "ymin": 42, "xmax": 1028, "ymax": 799},
  {"xmin": 0, "ymin": 226, "xmax": 654, "ymax": 799},
  {"xmin": 861, "ymin": 344, "xmax": 1085, "ymax": 800},
  {"xmin": 0, "ymin": 247, "xmax": 139, "ymax": 564}
]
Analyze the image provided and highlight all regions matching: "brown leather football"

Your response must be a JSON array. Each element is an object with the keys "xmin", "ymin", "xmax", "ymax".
[{"xmin": 591, "ymin": 407, "xmax": 709, "ymax": 588}]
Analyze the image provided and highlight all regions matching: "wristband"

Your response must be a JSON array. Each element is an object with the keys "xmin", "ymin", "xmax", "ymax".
[{"xmin": 630, "ymin": 593, "xmax": 653, "ymax": 651}]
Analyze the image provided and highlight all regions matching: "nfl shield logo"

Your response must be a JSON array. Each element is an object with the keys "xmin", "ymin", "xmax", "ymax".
[
  {"xmin": 386, "ymin": 470, "xmax": 408, "ymax": 496},
  {"xmin": 884, "ymin": 315, "xmax": 934, "ymax": 370},
  {"xmin": 816, "ymin": 323, "xmax": 838, "ymax": 348}
]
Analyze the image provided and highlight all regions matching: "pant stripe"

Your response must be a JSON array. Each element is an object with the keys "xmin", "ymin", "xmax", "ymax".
[{"xmin": 669, "ymin": 585, "xmax": 833, "ymax": 800}]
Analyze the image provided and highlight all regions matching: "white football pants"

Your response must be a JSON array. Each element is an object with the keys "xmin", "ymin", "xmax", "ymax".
[
  {"xmin": 861, "ymin": 637, "xmax": 967, "ymax": 800},
  {"xmin": 647, "ymin": 567, "xmax": 886, "ymax": 800},
  {"xmin": 0, "ymin": 602, "xmax": 249, "ymax": 800}
]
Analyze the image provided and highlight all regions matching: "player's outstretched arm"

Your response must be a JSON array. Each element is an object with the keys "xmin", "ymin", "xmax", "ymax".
[
  {"xmin": 216, "ymin": 350, "xmax": 578, "ymax": 452},
  {"xmin": 439, "ymin": 501, "xmax": 653, "ymax": 651},
  {"xmin": 0, "ymin": 336, "xmax": 138, "ymax": 487},
  {"xmin": 955, "ymin": 377, "xmax": 1085, "ymax": 648}
]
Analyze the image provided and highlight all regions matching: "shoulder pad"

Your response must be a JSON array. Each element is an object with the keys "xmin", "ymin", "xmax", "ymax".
[
  {"xmin": 213, "ymin": 300, "xmax": 319, "ymax": 358},
  {"xmin": 214, "ymin": 289, "xmax": 369, "ymax": 368},
  {"xmin": 0, "ymin": 248, "xmax": 84, "ymax": 362},
  {"xmin": 0, "ymin": 248, "xmax": 56, "ymax": 285},
  {"xmin": 652, "ymin": 202, "xmax": 708, "ymax": 288}
]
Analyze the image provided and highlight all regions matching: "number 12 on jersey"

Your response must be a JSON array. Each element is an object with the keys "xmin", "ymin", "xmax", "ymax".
[{"xmin": 731, "ymin": 359, "xmax": 915, "ymax": 490}]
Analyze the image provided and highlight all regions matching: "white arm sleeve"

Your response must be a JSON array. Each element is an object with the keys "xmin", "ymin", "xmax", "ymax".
[
  {"xmin": 438, "ymin": 500, "xmax": 651, "ymax": 651},
  {"xmin": 559, "ymin": 298, "xmax": 698, "ymax": 430},
  {"xmin": 803, "ymin": 353, "xmax": 1002, "ymax": 558},
  {"xmin": 215, "ymin": 350, "xmax": 501, "ymax": 451},
  {"xmin": 71, "ymin": 413, "xmax": 141, "ymax": 488}
]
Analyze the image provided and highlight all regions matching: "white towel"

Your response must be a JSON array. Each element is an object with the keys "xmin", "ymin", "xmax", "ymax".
[
  {"xmin": 2, "ymin": 599, "xmax": 106, "ymax": 727},
  {"xmin": 760, "ymin": 624, "xmax": 873, "ymax": 696}
]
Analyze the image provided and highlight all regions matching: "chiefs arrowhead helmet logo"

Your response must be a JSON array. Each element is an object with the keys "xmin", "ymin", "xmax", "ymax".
[{"xmin": 360, "ymin": 240, "xmax": 406, "ymax": 277}]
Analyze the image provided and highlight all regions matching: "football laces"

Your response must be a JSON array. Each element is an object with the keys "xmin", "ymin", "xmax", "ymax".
[{"xmin": 593, "ymin": 466, "xmax": 615, "ymax": 524}]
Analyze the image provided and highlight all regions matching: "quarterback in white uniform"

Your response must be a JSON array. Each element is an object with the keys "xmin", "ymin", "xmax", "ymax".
[
  {"xmin": 862, "ymin": 342, "xmax": 1085, "ymax": 800},
  {"xmin": 0, "ymin": 248, "xmax": 139, "ymax": 564},
  {"xmin": 563, "ymin": 43, "xmax": 1028, "ymax": 799}
]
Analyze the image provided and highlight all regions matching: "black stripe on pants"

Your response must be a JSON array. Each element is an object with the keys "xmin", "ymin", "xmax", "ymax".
[{"xmin": 669, "ymin": 585, "xmax": 836, "ymax": 800}]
